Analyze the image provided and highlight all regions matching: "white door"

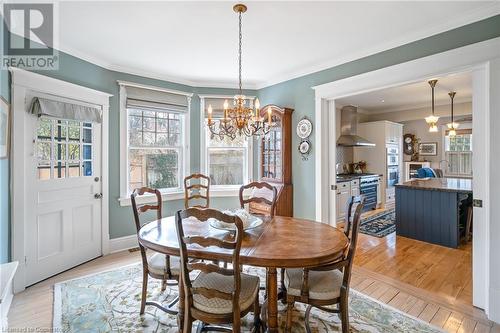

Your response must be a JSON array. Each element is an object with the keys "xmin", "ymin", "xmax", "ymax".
[{"xmin": 25, "ymin": 113, "xmax": 102, "ymax": 286}]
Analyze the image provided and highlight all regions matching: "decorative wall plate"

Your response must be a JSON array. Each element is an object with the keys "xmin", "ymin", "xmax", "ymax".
[
  {"xmin": 296, "ymin": 117, "xmax": 313, "ymax": 139},
  {"xmin": 298, "ymin": 139, "xmax": 311, "ymax": 160}
]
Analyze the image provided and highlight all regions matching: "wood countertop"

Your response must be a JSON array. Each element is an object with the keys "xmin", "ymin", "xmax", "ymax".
[{"xmin": 396, "ymin": 178, "xmax": 472, "ymax": 193}]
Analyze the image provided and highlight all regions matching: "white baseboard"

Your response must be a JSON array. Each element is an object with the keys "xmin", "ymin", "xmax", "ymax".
[{"xmin": 108, "ymin": 235, "xmax": 139, "ymax": 254}]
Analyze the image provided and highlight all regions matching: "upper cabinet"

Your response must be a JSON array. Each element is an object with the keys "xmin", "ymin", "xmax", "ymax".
[{"xmin": 385, "ymin": 122, "xmax": 403, "ymax": 144}]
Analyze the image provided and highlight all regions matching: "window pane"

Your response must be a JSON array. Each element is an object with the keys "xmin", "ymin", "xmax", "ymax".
[
  {"xmin": 37, "ymin": 142, "xmax": 51, "ymax": 160},
  {"xmin": 83, "ymin": 128, "xmax": 92, "ymax": 143},
  {"xmin": 83, "ymin": 145, "xmax": 92, "ymax": 160},
  {"xmin": 54, "ymin": 142, "xmax": 66, "ymax": 160},
  {"xmin": 83, "ymin": 161, "xmax": 92, "ymax": 176},
  {"xmin": 68, "ymin": 126, "xmax": 80, "ymax": 141},
  {"xmin": 208, "ymin": 149, "xmax": 244, "ymax": 185},
  {"xmin": 68, "ymin": 144, "xmax": 80, "ymax": 160},
  {"xmin": 37, "ymin": 118, "xmax": 52, "ymax": 139},
  {"xmin": 68, "ymin": 163, "xmax": 81, "ymax": 177},
  {"xmin": 128, "ymin": 148, "xmax": 179, "ymax": 191},
  {"xmin": 38, "ymin": 161, "xmax": 51, "ymax": 180}
]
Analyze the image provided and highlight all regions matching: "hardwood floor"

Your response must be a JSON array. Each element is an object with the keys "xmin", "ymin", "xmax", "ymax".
[
  {"xmin": 355, "ymin": 208, "xmax": 473, "ymax": 306},
  {"xmin": 8, "ymin": 248, "xmax": 498, "ymax": 332}
]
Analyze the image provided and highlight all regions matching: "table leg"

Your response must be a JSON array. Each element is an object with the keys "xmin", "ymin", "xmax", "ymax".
[
  {"xmin": 177, "ymin": 274, "xmax": 185, "ymax": 332},
  {"xmin": 266, "ymin": 267, "xmax": 278, "ymax": 333}
]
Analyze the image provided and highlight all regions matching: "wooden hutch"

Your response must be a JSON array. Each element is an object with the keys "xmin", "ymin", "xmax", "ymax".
[{"xmin": 250, "ymin": 105, "xmax": 293, "ymax": 217}]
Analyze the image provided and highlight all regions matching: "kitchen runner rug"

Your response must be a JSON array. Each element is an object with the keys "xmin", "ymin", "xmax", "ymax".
[
  {"xmin": 360, "ymin": 209, "xmax": 396, "ymax": 238},
  {"xmin": 53, "ymin": 263, "xmax": 443, "ymax": 332}
]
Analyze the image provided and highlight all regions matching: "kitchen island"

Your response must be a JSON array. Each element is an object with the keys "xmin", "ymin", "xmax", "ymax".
[{"xmin": 395, "ymin": 178, "xmax": 472, "ymax": 248}]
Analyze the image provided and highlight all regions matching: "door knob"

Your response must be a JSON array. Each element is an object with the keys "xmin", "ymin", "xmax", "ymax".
[{"xmin": 94, "ymin": 193, "xmax": 103, "ymax": 199}]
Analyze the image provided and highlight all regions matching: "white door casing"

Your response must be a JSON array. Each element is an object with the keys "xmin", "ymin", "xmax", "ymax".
[
  {"xmin": 10, "ymin": 68, "xmax": 112, "ymax": 292},
  {"xmin": 313, "ymin": 37, "xmax": 500, "ymax": 320}
]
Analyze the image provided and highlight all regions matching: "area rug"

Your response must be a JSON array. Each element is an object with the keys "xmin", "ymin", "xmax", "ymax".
[
  {"xmin": 53, "ymin": 263, "xmax": 443, "ymax": 333},
  {"xmin": 360, "ymin": 209, "xmax": 396, "ymax": 238}
]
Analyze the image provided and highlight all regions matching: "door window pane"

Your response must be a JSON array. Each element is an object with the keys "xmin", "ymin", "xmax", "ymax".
[{"xmin": 36, "ymin": 117, "xmax": 94, "ymax": 179}]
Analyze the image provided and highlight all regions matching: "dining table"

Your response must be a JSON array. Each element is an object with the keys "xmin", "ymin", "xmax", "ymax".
[{"xmin": 138, "ymin": 214, "xmax": 349, "ymax": 333}]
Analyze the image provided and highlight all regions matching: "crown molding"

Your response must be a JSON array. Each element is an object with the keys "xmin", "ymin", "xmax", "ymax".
[
  {"xmin": 257, "ymin": 3, "xmax": 500, "ymax": 89},
  {"xmin": 57, "ymin": 3, "xmax": 499, "ymax": 91}
]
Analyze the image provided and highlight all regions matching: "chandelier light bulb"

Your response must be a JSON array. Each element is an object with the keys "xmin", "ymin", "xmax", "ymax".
[
  {"xmin": 448, "ymin": 128, "xmax": 457, "ymax": 136},
  {"xmin": 429, "ymin": 124, "xmax": 438, "ymax": 133}
]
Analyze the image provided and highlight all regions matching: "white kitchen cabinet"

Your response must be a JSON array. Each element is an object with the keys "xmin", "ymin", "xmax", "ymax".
[
  {"xmin": 354, "ymin": 121, "xmax": 403, "ymax": 209},
  {"xmin": 336, "ymin": 179, "xmax": 361, "ymax": 221}
]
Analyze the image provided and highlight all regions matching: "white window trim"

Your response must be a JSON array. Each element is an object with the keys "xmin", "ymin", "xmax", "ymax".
[
  {"xmin": 199, "ymin": 94, "xmax": 254, "ymax": 197},
  {"xmin": 118, "ymin": 82, "xmax": 192, "ymax": 206}
]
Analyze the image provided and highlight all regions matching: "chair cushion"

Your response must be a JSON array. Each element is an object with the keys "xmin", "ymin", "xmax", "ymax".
[
  {"xmin": 192, "ymin": 272, "xmax": 259, "ymax": 314},
  {"xmin": 147, "ymin": 252, "xmax": 180, "ymax": 276},
  {"xmin": 284, "ymin": 268, "xmax": 344, "ymax": 300}
]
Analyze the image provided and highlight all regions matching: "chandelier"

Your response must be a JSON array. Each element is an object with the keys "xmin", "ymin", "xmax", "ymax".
[
  {"xmin": 447, "ymin": 91, "xmax": 459, "ymax": 136},
  {"xmin": 206, "ymin": 4, "xmax": 272, "ymax": 140},
  {"xmin": 425, "ymin": 79, "xmax": 439, "ymax": 132}
]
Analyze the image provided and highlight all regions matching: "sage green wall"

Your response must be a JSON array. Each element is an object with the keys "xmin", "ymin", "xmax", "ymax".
[
  {"xmin": 257, "ymin": 14, "xmax": 500, "ymax": 220},
  {"xmin": 0, "ymin": 41, "xmax": 256, "ymax": 260}
]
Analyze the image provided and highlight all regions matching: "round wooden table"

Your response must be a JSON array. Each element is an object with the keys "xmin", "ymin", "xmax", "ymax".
[{"xmin": 138, "ymin": 215, "xmax": 348, "ymax": 333}]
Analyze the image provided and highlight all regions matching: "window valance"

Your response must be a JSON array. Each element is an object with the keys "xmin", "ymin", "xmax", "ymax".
[
  {"xmin": 124, "ymin": 85, "xmax": 190, "ymax": 113},
  {"xmin": 30, "ymin": 97, "xmax": 102, "ymax": 123}
]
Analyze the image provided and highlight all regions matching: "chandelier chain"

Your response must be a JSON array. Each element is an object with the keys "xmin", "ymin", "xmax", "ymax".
[{"xmin": 238, "ymin": 11, "xmax": 242, "ymax": 95}]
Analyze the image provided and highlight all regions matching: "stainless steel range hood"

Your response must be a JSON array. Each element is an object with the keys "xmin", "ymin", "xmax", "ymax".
[{"xmin": 337, "ymin": 105, "xmax": 376, "ymax": 147}]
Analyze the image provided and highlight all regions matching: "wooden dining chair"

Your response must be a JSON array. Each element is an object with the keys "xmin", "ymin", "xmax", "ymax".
[
  {"xmin": 239, "ymin": 181, "xmax": 278, "ymax": 217},
  {"xmin": 283, "ymin": 195, "xmax": 365, "ymax": 333},
  {"xmin": 131, "ymin": 187, "xmax": 180, "ymax": 315},
  {"xmin": 184, "ymin": 173, "xmax": 210, "ymax": 209},
  {"xmin": 175, "ymin": 208, "xmax": 261, "ymax": 333}
]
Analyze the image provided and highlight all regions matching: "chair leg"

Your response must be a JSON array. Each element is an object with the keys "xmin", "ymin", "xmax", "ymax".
[
  {"xmin": 140, "ymin": 270, "xmax": 148, "ymax": 315},
  {"xmin": 285, "ymin": 297, "xmax": 294, "ymax": 333},
  {"xmin": 340, "ymin": 296, "xmax": 349, "ymax": 333},
  {"xmin": 304, "ymin": 305, "xmax": 313, "ymax": 333},
  {"xmin": 183, "ymin": 314, "xmax": 193, "ymax": 333},
  {"xmin": 253, "ymin": 294, "xmax": 261, "ymax": 332}
]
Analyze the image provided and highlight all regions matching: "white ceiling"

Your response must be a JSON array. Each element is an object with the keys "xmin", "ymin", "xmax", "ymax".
[
  {"xmin": 336, "ymin": 71, "xmax": 473, "ymax": 113},
  {"xmin": 55, "ymin": 1, "xmax": 499, "ymax": 89}
]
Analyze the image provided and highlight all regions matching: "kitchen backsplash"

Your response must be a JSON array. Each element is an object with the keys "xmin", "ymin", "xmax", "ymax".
[{"xmin": 336, "ymin": 146, "xmax": 353, "ymax": 166}]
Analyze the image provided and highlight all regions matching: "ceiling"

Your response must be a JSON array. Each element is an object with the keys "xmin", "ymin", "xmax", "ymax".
[
  {"xmin": 336, "ymin": 71, "xmax": 473, "ymax": 113},
  {"xmin": 54, "ymin": 1, "xmax": 499, "ymax": 89}
]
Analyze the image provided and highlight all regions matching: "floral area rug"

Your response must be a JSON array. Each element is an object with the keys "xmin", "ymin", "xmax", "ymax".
[
  {"xmin": 360, "ymin": 209, "xmax": 396, "ymax": 238},
  {"xmin": 53, "ymin": 264, "xmax": 443, "ymax": 332}
]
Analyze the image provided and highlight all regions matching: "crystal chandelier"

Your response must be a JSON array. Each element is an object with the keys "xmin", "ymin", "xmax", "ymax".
[
  {"xmin": 206, "ymin": 4, "xmax": 272, "ymax": 140},
  {"xmin": 446, "ymin": 91, "xmax": 459, "ymax": 136},
  {"xmin": 425, "ymin": 79, "xmax": 439, "ymax": 133}
]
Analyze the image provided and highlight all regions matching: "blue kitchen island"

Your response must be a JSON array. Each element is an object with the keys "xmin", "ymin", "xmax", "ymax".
[{"xmin": 395, "ymin": 178, "xmax": 472, "ymax": 248}]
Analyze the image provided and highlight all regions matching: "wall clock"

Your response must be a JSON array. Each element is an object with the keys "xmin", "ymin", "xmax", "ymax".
[
  {"xmin": 296, "ymin": 117, "xmax": 313, "ymax": 139},
  {"xmin": 403, "ymin": 134, "xmax": 415, "ymax": 155},
  {"xmin": 298, "ymin": 139, "xmax": 311, "ymax": 160}
]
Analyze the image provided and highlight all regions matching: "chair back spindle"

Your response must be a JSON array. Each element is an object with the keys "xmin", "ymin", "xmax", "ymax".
[
  {"xmin": 184, "ymin": 174, "xmax": 210, "ymax": 209},
  {"xmin": 239, "ymin": 181, "xmax": 278, "ymax": 217}
]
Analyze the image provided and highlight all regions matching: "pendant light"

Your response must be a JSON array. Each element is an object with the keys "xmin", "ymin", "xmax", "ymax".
[
  {"xmin": 425, "ymin": 79, "xmax": 439, "ymax": 132},
  {"xmin": 446, "ymin": 91, "xmax": 459, "ymax": 136}
]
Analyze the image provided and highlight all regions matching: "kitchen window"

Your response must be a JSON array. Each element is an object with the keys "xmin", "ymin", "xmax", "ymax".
[
  {"xmin": 200, "ymin": 96, "xmax": 253, "ymax": 190},
  {"xmin": 118, "ymin": 81, "xmax": 192, "ymax": 204},
  {"xmin": 444, "ymin": 129, "xmax": 472, "ymax": 177}
]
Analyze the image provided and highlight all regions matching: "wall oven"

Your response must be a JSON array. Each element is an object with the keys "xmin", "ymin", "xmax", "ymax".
[
  {"xmin": 387, "ymin": 165, "xmax": 400, "ymax": 187},
  {"xmin": 387, "ymin": 145, "xmax": 399, "ymax": 166}
]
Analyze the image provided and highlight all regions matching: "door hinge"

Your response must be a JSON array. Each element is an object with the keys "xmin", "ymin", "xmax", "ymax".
[
  {"xmin": 331, "ymin": 185, "xmax": 337, "ymax": 191},
  {"xmin": 473, "ymin": 199, "xmax": 483, "ymax": 208},
  {"xmin": 24, "ymin": 256, "xmax": 27, "ymax": 265}
]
